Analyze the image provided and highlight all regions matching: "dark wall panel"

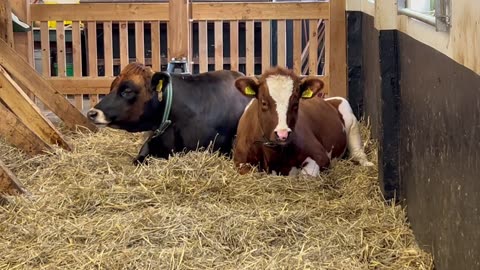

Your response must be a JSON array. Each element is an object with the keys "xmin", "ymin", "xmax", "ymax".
[{"xmin": 398, "ymin": 32, "xmax": 480, "ymax": 270}]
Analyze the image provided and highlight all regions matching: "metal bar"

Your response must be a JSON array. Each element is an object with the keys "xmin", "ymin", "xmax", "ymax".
[{"xmin": 398, "ymin": 8, "xmax": 436, "ymax": 26}]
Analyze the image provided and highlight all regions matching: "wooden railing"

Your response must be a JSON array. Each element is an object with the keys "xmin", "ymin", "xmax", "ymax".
[{"xmin": 29, "ymin": 1, "xmax": 345, "ymax": 112}]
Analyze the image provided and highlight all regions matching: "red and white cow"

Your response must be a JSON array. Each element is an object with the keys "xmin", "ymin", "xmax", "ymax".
[{"xmin": 233, "ymin": 66, "xmax": 373, "ymax": 176}]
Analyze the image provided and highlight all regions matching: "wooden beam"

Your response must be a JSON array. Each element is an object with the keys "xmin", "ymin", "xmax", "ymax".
[
  {"xmin": 31, "ymin": 3, "xmax": 169, "ymax": 21},
  {"xmin": 0, "ymin": 159, "xmax": 26, "ymax": 196},
  {"xmin": 192, "ymin": 2, "xmax": 329, "ymax": 20},
  {"xmin": 0, "ymin": 101, "xmax": 52, "ymax": 156},
  {"xmin": 329, "ymin": 0, "xmax": 347, "ymax": 97},
  {"xmin": 168, "ymin": 0, "xmax": 190, "ymax": 60},
  {"xmin": 0, "ymin": 39, "xmax": 98, "ymax": 132},
  {"xmin": 0, "ymin": 65, "xmax": 71, "ymax": 150},
  {"xmin": 47, "ymin": 77, "xmax": 113, "ymax": 94},
  {"xmin": 0, "ymin": 0, "xmax": 14, "ymax": 48}
]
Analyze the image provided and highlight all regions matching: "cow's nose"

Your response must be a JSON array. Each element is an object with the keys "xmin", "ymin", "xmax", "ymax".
[
  {"xmin": 87, "ymin": 109, "xmax": 98, "ymax": 120},
  {"xmin": 275, "ymin": 129, "xmax": 291, "ymax": 141}
]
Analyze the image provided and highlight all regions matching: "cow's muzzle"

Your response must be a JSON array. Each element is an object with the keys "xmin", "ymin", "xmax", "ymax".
[{"xmin": 87, "ymin": 108, "xmax": 110, "ymax": 125}]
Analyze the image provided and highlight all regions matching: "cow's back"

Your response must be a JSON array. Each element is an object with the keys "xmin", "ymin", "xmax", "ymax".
[{"xmin": 295, "ymin": 97, "xmax": 347, "ymax": 159}]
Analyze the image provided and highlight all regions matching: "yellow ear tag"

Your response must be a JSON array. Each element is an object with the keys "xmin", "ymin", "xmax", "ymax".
[
  {"xmin": 302, "ymin": 88, "xmax": 314, "ymax": 98},
  {"xmin": 156, "ymin": 80, "xmax": 163, "ymax": 92},
  {"xmin": 244, "ymin": 86, "xmax": 256, "ymax": 96}
]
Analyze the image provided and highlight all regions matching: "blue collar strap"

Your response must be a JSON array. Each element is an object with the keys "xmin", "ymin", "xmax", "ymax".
[{"xmin": 152, "ymin": 73, "xmax": 173, "ymax": 138}]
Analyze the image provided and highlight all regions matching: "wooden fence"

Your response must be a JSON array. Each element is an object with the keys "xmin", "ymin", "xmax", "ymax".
[{"xmin": 29, "ymin": 0, "xmax": 346, "ymax": 112}]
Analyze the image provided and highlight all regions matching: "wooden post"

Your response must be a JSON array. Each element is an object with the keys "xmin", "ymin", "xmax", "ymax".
[
  {"xmin": 329, "ymin": 0, "xmax": 347, "ymax": 98},
  {"xmin": 10, "ymin": 0, "xmax": 33, "ymax": 65},
  {"xmin": 0, "ymin": 0, "xmax": 14, "ymax": 48},
  {"xmin": 168, "ymin": 0, "xmax": 190, "ymax": 60},
  {"xmin": 0, "ymin": 101, "xmax": 53, "ymax": 156},
  {"xmin": 0, "ymin": 65, "xmax": 72, "ymax": 150},
  {"xmin": 0, "ymin": 159, "xmax": 26, "ymax": 196},
  {"xmin": 0, "ymin": 39, "xmax": 98, "ymax": 132}
]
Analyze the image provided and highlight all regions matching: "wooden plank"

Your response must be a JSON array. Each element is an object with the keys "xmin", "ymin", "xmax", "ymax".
[
  {"xmin": 31, "ymin": 3, "xmax": 169, "ymax": 21},
  {"xmin": 0, "ymin": 65, "xmax": 71, "ymax": 150},
  {"xmin": 103, "ymin": 21, "xmax": 113, "ymax": 76},
  {"xmin": 135, "ymin": 22, "xmax": 145, "ymax": 64},
  {"xmin": 277, "ymin": 20, "xmax": 286, "ymax": 68},
  {"xmin": 72, "ymin": 21, "xmax": 82, "ymax": 77},
  {"xmin": 0, "ymin": 39, "xmax": 97, "ymax": 132},
  {"xmin": 192, "ymin": 2, "xmax": 329, "ymax": 20},
  {"xmin": 308, "ymin": 19, "xmax": 318, "ymax": 75},
  {"xmin": 0, "ymin": 0, "xmax": 14, "ymax": 48},
  {"xmin": 245, "ymin": 21, "xmax": 254, "ymax": 76},
  {"xmin": 229, "ymin": 21, "xmax": 239, "ymax": 71},
  {"xmin": 40, "ymin": 22, "xmax": 51, "ymax": 77},
  {"xmin": 324, "ymin": 20, "xmax": 330, "ymax": 83},
  {"xmin": 293, "ymin": 20, "xmax": 302, "ymax": 74},
  {"xmin": 151, "ymin": 21, "xmax": 161, "ymax": 71},
  {"xmin": 56, "ymin": 22, "xmax": 66, "ymax": 77},
  {"xmin": 47, "ymin": 77, "xmax": 113, "ymax": 94},
  {"xmin": 329, "ymin": 0, "xmax": 346, "ymax": 97},
  {"xmin": 198, "ymin": 21, "xmax": 208, "ymax": 73},
  {"xmin": 168, "ymin": 0, "xmax": 190, "ymax": 60},
  {"xmin": 87, "ymin": 22, "xmax": 98, "ymax": 107},
  {"xmin": 0, "ymin": 159, "xmax": 25, "ymax": 196},
  {"xmin": 119, "ymin": 21, "xmax": 129, "ymax": 69},
  {"xmin": 87, "ymin": 22, "xmax": 98, "ymax": 76},
  {"xmin": 214, "ymin": 21, "xmax": 223, "ymax": 70},
  {"xmin": 10, "ymin": 0, "xmax": 33, "ymax": 65},
  {"xmin": 0, "ymin": 101, "xmax": 52, "ymax": 156},
  {"xmin": 261, "ymin": 21, "xmax": 270, "ymax": 72}
]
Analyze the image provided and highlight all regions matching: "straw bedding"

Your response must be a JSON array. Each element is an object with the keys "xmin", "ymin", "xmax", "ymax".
[{"xmin": 0, "ymin": 123, "xmax": 433, "ymax": 269}]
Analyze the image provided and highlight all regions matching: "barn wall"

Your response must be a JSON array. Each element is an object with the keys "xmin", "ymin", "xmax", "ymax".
[{"xmin": 347, "ymin": 10, "xmax": 480, "ymax": 270}]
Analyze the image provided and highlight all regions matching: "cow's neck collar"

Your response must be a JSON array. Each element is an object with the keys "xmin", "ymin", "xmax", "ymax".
[{"xmin": 151, "ymin": 73, "xmax": 173, "ymax": 138}]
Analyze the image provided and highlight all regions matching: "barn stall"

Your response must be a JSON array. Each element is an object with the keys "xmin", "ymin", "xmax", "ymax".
[{"xmin": 0, "ymin": 0, "xmax": 478, "ymax": 269}]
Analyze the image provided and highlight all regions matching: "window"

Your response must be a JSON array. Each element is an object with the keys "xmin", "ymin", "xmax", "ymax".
[{"xmin": 398, "ymin": 0, "xmax": 450, "ymax": 32}]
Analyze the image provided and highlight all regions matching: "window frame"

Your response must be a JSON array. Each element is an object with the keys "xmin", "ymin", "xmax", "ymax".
[{"xmin": 397, "ymin": 0, "xmax": 451, "ymax": 32}]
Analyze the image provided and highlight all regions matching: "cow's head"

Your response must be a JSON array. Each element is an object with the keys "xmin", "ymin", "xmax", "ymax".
[
  {"xmin": 87, "ymin": 62, "xmax": 168, "ymax": 132},
  {"xmin": 235, "ymin": 67, "xmax": 324, "ymax": 144}
]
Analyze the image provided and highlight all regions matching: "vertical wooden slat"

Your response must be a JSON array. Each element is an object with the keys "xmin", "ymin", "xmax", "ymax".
[
  {"xmin": 0, "ymin": 0, "xmax": 14, "ymax": 48},
  {"xmin": 72, "ymin": 21, "xmax": 83, "ymax": 111},
  {"xmin": 214, "ymin": 21, "xmax": 223, "ymax": 70},
  {"xmin": 135, "ymin": 22, "xmax": 145, "ymax": 64},
  {"xmin": 308, "ymin": 19, "xmax": 318, "ymax": 76},
  {"xmin": 329, "ymin": 0, "xmax": 346, "ymax": 97},
  {"xmin": 103, "ymin": 22, "xmax": 113, "ymax": 76},
  {"xmin": 229, "ymin": 21, "xmax": 238, "ymax": 71},
  {"xmin": 120, "ymin": 21, "xmax": 129, "ymax": 70},
  {"xmin": 277, "ymin": 20, "xmax": 286, "ymax": 68},
  {"xmin": 245, "ymin": 20, "xmax": 254, "ymax": 76},
  {"xmin": 56, "ymin": 22, "xmax": 66, "ymax": 77},
  {"xmin": 198, "ymin": 21, "xmax": 208, "ymax": 73},
  {"xmin": 261, "ymin": 21, "xmax": 270, "ymax": 72},
  {"xmin": 40, "ymin": 22, "xmax": 50, "ymax": 77},
  {"xmin": 151, "ymin": 21, "xmax": 161, "ymax": 71},
  {"xmin": 168, "ymin": 0, "xmax": 190, "ymax": 60},
  {"xmin": 87, "ymin": 21, "xmax": 98, "ymax": 108},
  {"xmin": 324, "ymin": 20, "xmax": 330, "ymax": 77},
  {"xmin": 293, "ymin": 20, "xmax": 302, "ymax": 74}
]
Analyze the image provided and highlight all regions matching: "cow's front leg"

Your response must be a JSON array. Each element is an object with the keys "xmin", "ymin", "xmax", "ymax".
[{"xmin": 133, "ymin": 140, "xmax": 151, "ymax": 165}]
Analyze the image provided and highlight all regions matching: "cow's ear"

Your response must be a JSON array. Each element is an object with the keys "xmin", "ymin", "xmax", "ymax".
[
  {"xmin": 299, "ymin": 77, "xmax": 324, "ymax": 99},
  {"xmin": 151, "ymin": 72, "xmax": 171, "ymax": 93},
  {"xmin": 235, "ymin": 77, "xmax": 259, "ymax": 97}
]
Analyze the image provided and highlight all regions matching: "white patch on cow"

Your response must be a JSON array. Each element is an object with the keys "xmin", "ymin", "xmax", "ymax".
[
  {"xmin": 301, "ymin": 157, "xmax": 320, "ymax": 176},
  {"xmin": 327, "ymin": 149, "xmax": 333, "ymax": 160},
  {"xmin": 326, "ymin": 97, "xmax": 373, "ymax": 167},
  {"xmin": 244, "ymin": 99, "xmax": 255, "ymax": 112},
  {"xmin": 271, "ymin": 170, "xmax": 278, "ymax": 176},
  {"xmin": 266, "ymin": 75, "xmax": 294, "ymax": 133},
  {"xmin": 288, "ymin": 167, "xmax": 300, "ymax": 176},
  {"xmin": 87, "ymin": 108, "xmax": 110, "ymax": 125}
]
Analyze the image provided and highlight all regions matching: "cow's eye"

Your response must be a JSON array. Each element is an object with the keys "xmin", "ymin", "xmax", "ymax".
[
  {"xmin": 261, "ymin": 100, "xmax": 268, "ymax": 107},
  {"xmin": 120, "ymin": 88, "xmax": 134, "ymax": 99}
]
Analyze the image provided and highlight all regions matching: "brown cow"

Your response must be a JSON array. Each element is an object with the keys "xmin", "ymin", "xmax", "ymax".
[{"xmin": 233, "ymin": 67, "xmax": 373, "ymax": 176}]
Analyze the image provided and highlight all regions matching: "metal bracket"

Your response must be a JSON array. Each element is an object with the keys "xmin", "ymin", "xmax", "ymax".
[
  {"xmin": 166, "ymin": 57, "xmax": 191, "ymax": 74},
  {"xmin": 435, "ymin": 0, "xmax": 451, "ymax": 32}
]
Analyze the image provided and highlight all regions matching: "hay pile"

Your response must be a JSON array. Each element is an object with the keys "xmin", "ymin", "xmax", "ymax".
[{"xmin": 0, "ymin": 124, "xmax": 433, "ymax": 269}]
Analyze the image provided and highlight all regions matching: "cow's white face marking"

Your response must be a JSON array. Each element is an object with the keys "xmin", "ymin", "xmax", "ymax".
[
  {"xmin": 87, "ymin": 108, "xmax": 110, "ymax": 125},
  {"xmin": 266, "ymin": 75, "xmax": 294, "ymax": 134},
  {"xmin": 244, "ymin": 99, "xmax": 255, "ymax": 112}
]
